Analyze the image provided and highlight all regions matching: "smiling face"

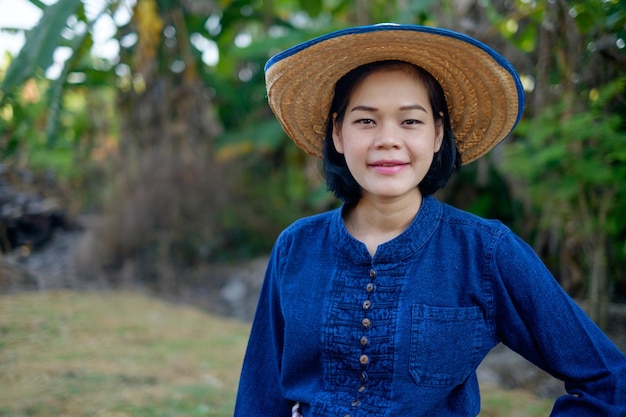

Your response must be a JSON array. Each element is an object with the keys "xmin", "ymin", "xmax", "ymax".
[{"xmin": 331, "ymin": 67, "xmax": 444, "ymax": 204}]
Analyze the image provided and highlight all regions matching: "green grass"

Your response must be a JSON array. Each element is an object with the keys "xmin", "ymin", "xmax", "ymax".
[
  {"xmin": 0, "ymin": 291, "xmax": 250, "ymax": 417},
  {"xmin": 480, "ymin": 387, "xmax": 553, "ymax": 416},
  {"xmin": 0, "ymin": 291, "xmax": 553, "ymax": 416}
]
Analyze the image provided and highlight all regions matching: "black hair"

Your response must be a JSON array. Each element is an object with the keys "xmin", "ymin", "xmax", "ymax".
[{"xmin": 322, "ymin": 60, "xmax": 461, "ymax": 205}]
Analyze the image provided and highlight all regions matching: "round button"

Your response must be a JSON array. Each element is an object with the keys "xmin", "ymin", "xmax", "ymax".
[
  {"xmin": 369, "ymin": 269, "xmax": 376, "ymax": 278},
  {"xmin": 358, "ymin": 384, "xmax": 367, "ymax": 392},
  {"xmin": 360, "ymin": 336, "xmax": 369, "ymax": 346},
  {"xmin": 344, "ymin": 415, "xmax": 352, "ymax": 417},
  {"xmin": 351, "ymin": 398, "xmax": 360, "ymax": 407},
  {"xmin": 362, "ymin": 300, "xmax": 371, "ymax": 310},
  {"xmin": 361, "ymin": 318, "xmax": 371, "ymax": 328},
  {"xmin": 361, "ymin": 371, "xmax": 369, "ymax": 381},
  {"xmin": 359, "ymin": 354, "xmax": 369, "ymax": 365},
  {"xmin": 366, "ymin": 283, "xmax": 375, "ymax": 292}
]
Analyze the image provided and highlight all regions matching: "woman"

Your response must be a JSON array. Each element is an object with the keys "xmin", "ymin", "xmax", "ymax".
[{"xmin": 234, "ymin": 24, "xmax": 626, "ymax": 416}]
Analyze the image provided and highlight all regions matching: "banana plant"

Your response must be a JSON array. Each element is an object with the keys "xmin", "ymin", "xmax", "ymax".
[{"xmin": 0, "ymin": 0, "xmax": 125, "ymax": 150}]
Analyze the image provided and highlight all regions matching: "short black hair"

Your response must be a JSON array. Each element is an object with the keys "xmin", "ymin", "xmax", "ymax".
[{"xmin": 322, "ymin": 60, "xmax": 461, "ymax": 205}]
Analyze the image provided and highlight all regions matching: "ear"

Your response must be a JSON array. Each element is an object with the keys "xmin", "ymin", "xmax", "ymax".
[
  {"xmin": 434, "ymin": 112, "xmax": 444, "ymax": 152},
  {"xmin": 331, "ymin": 112, "xmax": 344, "ymax": 154}
]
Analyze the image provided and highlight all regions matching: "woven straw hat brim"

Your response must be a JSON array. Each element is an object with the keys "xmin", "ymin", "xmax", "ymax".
[{"xmin": 265, "ymin": 24, "xmax": 525, "ymax": 165}]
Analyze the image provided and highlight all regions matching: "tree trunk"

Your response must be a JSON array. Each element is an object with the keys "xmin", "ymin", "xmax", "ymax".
[
  {"xmin": 588, "ymin": 241, "xmax": 608, "ymax": 329},
  {"xmin": 585, "ymin": 191, "xmax": 613, "ymax": 330}
]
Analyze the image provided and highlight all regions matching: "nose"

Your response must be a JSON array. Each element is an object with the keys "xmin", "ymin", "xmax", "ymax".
[{"xmin": 374, "ymin": 123, "xmax": 402, "ymax": 149}]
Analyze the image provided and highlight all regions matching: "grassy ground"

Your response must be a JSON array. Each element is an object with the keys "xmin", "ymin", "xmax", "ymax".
[{"xmin": 0, "ymin": 291, "xmax": 553, "ymax": 416}]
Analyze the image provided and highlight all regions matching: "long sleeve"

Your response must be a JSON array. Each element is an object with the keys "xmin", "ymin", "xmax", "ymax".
[
  {"xmin": 491, "ymin": 231, "xmax": 626, "ymax": 416},
  {"xmin": 234, "ymin": 198, "xmax": 626, "ymax": 416},
  {"xmin": 234, "ymin": 242, "xmax": 292, "ymax": 416}
]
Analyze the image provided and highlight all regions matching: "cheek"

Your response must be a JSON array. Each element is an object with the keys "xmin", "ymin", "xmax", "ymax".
[
  {"xmin": 338, "ymin": 140, "xmax": 363, "ymax": 169},
  {"xmin": 338, "ymin": 136, "xmax": 366, "ymax": 162}
]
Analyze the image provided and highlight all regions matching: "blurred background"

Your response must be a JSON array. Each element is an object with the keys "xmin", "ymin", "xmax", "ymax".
[{"xmin": 0, "ymin": 0, "xmax": 625, "ymax": 415}]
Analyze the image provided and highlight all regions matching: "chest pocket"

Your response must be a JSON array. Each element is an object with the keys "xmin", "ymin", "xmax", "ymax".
[{"xmin": 409, "ymin": 304, "xmax": 486, "ymax": 387}]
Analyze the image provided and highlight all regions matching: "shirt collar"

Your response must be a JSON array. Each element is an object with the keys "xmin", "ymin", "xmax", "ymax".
[{"xmin": 332, "ymin": 196, "xmax": 442, "ymax": 264}]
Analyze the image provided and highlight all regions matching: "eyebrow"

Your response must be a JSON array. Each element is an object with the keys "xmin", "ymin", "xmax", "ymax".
[{"xmin": 350, "ymin": 104, "xmax": 429, "ymax": 113}]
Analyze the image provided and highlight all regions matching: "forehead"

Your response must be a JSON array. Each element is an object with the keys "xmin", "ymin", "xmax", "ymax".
[
  {"xmin": 348, "ymin": 68, "xmax": 430, "ymax": 104},
  {"xmin": 353, "ymin": 63, "xmax": 425, "ymax": 88}
]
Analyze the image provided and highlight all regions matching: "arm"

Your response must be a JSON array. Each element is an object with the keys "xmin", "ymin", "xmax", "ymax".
[
  {"xmin": 490, "ymin": 231, "xmax": 626, "ymax": 416},
  {"xmin": 233, "ymin": 243, "xmax": 292, "ymax": 416}
]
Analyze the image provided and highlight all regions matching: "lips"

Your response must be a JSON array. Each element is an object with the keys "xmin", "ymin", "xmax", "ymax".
[{"xmin": 369, "ymin": 160, "xmax": 409, "ymax": 175}]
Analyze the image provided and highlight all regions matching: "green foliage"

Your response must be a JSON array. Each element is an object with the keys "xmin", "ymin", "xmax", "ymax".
[
  {"xmin": 507, "ymin": 103, "xmax": 626, "ymax": 215},
  {"xmin": 504, "ymin": 76, "xmax": 626, "ymax": 287},
  {"xmin": 0, "ymin": 0, "xmax": 120, "ymax": 187},
  {"xmin": 569, "ymin": 0, "xmax": 626, "ymax": 36},
  {"xmin": 439, "ymin": 158, "xmax": 518, "ymax": 225},
  {"xmin": 488, "ymin": 1, "xmax": 545, "ymax": 53}
]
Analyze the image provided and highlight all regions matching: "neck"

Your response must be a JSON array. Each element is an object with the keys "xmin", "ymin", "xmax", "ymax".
[{"xmin": 344, "ymin": 191, "xmax": 423, "ymax": 256}]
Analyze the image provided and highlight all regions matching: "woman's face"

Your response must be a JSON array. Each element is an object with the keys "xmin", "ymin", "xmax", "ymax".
[{"xmin": 332, "ymin": 68, "xmax": 443, "ymax": 204}]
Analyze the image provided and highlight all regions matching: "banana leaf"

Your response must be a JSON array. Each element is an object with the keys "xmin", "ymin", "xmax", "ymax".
[{"xmin": 0, "ymin": 0, "xmax": 82, "ymax": 101}]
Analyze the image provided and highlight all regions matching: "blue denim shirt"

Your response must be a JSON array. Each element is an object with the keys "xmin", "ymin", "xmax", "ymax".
[{"xmin": 234, "ymin": 196, "xmax": 626, "ymax": 416}]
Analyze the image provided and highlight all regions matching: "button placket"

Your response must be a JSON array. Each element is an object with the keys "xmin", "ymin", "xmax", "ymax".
[{"xmin": 353, "ymin": 268, "xmax": 377, "ymax": 409}]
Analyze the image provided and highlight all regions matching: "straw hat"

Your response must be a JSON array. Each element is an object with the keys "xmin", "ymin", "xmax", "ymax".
[{"xmin": 264, "ymin": 24, "xmax": 525, "ymax": 165}]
